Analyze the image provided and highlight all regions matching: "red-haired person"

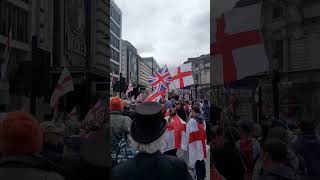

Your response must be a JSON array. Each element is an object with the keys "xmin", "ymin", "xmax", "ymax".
[
  {"xmin": 0, "ymin": 112, "xmax": 64, "ymax": 180},
  {"xmin": 110, "ymin": 97, "xmax": 132, "ymax": 152}
]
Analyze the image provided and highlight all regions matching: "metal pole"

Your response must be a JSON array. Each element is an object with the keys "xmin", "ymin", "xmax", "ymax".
[
  {"xmin": 258, "ymin": 85, "xmax": 263, "ymax": 123},
  {"xmin": 119, "ymin": 73, "xmax": 122, "ymax": 98},
  {"xmin": 30, "ymin": 36, "xmax": 37, "ymax": 115},
  {"xmin": 195, "ymin": 85, "xmax": 198, "ymax": 100},
  {"xmin": 272, "ymin": 70, "xmax": 279, "ymax": 119}
]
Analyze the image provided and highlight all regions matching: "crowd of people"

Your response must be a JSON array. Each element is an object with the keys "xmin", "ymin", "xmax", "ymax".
[
  {"xmin": 1, "ymin": 93, "xmax": 320, "ymax": 180},
  {"xmin": 209, "ymin": 117, "xmax": 320, "ymax": 180},
  {"xmin": 110, "ymin": 95, "xmax": 211, "ymax": 180},
  {"xmin": 0, "ymin": 110, "xmax": 108, "ymax": 180}
]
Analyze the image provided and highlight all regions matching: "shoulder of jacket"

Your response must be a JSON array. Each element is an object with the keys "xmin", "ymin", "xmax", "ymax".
[
  {"xmin": 45, "ymin": 171, "xmax": 65, "ymax": 180},
  {"xmin": 162, "ymin": 155, "xmax": 188, "ymax": 168}
]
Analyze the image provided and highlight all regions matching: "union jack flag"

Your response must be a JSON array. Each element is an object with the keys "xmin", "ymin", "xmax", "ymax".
[
  {"xmin": 147, "ymin": 65, "xmax": 172, "ymax": 92},
  {"xmin": 144, "ymin": 86, "xmax": 165, "ymax": 103}
]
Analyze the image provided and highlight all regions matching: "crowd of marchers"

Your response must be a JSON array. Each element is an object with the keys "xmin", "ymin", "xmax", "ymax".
[
  {"xmin": 110, "ymin": 96, "xmax": 210, "ymax": 180},
  {"xmin": 0, "ymin": 110, "xmax": 108, "ymax": 180},
  {"xmin": 209, "ymin": 117, "xmax": 320, "ymax": 180},
  {"xmin": 1, "ymin": 95, "xmax": 320, "ymax": 180}
]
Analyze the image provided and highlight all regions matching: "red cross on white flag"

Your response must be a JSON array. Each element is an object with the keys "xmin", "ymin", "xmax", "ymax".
[
  {"xmin": 161, "ymin": 114, "xmax": 187, "ymax": 152},
  {"xmin": 210, "ymin": 3, "xmax": 268, "ymax": 85},
  {"xmin": 169, "ymin": 63, "xmax": 194, "ymax": 90},
  {"xmin": 186, "ymin": 118, "xmax": 207, "ymax": 168}
]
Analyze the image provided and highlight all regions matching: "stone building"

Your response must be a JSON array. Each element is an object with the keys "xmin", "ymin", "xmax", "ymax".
[
  {"xmin": 210, "ymin": 0, "xmax": 312, "ymax": 122},
  {"xmin": 0, "ymin": 0, "xmax": 111, "ymax": 119},
  {"xmin": 184, "ymin": 54, "xmax": 210, "ymax": 100}
]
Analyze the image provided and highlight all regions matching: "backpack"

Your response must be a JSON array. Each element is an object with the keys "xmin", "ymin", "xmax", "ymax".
[
  {"xmin": 111, "ymin": 138, "xmax": 138, "ymax": 167},
  {"xmin": 111, "ymin": 116, "xmax": 137, "ymax": 167}
]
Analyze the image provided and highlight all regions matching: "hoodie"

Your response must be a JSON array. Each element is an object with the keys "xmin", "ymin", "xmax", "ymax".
[{"xmin": 192, "ymin": 114, "xmax": 205, "ymax": 123}]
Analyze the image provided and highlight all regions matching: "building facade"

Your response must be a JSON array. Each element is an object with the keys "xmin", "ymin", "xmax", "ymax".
[
  {"xmin": 121, "ymin": 40, "xmax": 139, "ymax": 86},
  {"xmin": 139, "ymin": 57, "xmax": 160, "ymax": 90},
  {"xmin": 110, "ymin": 0, "xmax": 121, "ymax": 95},
  {"xmin": 0, "ymin": 0, "xmax": 111, "ymax": 118},
  {"xmin": 184, "ymin": 54, "xmax": 210, "ymax": 99},
  {"xmin": 210, "ymin": 0, "xmax": 320, "ymax": 123},
  {"xmin": 50, "ymin": 0, "xmax": 110, "ymax": 118},
  {"xmin": 138, "ymin": 58, "xmax": 152, "ymax": 89},
  {"xmin": 0, "ymin": 0, "xmax": 35, "ymax": 113}
]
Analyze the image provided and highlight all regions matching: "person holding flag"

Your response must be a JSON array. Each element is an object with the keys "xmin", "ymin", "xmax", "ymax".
[
  {"xmin": 186, "ymin": 105, "xmax": 207, "ymax": 180},
  {"xmin": 161, "ymin": 108, "xmax": 187, "ymax": 156}
]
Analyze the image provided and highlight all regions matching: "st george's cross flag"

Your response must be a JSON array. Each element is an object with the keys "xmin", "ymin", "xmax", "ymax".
[
  {"xmin": 210, "ymin": 3, "xmax": 268, "ymax": 85},
  {"xmin": 186, "ymin": 117, "xmax": 207, "ymax": 168},
  {"xmin": 169, "ymin": 63, "xmax": 194, "ymax": 90},
  {"xmin": 161, "ymin": 114, "xmax": 187, "ymax": 152},
  {"xmin": 50, "ymin": 68, "xmax": 74, "ymax": 108}
]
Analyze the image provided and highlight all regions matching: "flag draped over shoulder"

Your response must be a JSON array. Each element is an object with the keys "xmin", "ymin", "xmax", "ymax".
[
  {"xmin": 186, "ymin": 118, "xmax": 207, "ymax": 168},
  {"xmin": 162, "ymin": 115, "xmax": 187, "ymax": 152},
  {"xmin": 210, "ymin": 3, "xmax": 268, "ymax": 85},
  {"xmin": 50, "ymin": 68, "xmax": 74, "ymax": 108}
]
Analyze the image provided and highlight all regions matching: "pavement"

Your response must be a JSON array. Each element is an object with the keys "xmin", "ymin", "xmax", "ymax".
[{"xmin": 177, "ymin": 145, "xmax": 210, "ymax": 180}]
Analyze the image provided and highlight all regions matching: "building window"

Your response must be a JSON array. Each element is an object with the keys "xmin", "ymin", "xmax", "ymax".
[
  {"xmin": 0, "ymin": 2, "xmax": 29, "ymax": 43},
  {"xmin": 110, "ymin": 33, "xmax": 120, "ymax": 49},
  {"xmin": 111, "ymin": 48, "xmax": 120, "ymax": 62},
  {"xmin": 110, "ymin": 5, "xmax": 121, "ymax": 25},
  {"xmin": 111, "ymin": 62, "xmax": 119, "ymax": 75},
  {"xmin": 273, "ymin": 6, "xmax": 283, "ymax": 19},
  {"xmin": 194, "ymin": 74, "xmax": 197, "ymax": 83},
  {"xmin": 110, "ymin": 20, "xmax": 120, "ymax": 37}
]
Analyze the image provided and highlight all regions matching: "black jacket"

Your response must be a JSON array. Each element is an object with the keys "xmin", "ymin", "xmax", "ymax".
[
  {"xmin": 260, "ymin": 165, "xmax": 300, "ymax": 180},
  {"xmin": 176, "ymin": 107, "xmax": 187, "ymax": 122},
  {"xmin": 0, "ymin": 156, "xmax": 64, "ymax": 180},
  {"xmin": 212, "ymin": 142, "xmax": 245, "ymax": 180},
  {"xmin": 290, "ymin": 134, "xmax": 320, "ymax": 179},
  {"xmin": 111, "ymin": 151, "xmax": 192, "ymax": 180}
]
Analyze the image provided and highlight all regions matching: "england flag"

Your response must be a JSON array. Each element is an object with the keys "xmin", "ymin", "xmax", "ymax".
[{"xmin": 211, "ymin": 3, "xmax": 268, "ymax": 85}]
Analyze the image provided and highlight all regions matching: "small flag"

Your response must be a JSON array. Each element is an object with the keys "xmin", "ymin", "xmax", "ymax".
[
  {"xmin": 169, "ymin": 63, "xmax": 194, "ymax": 90},
  {"xmin": 125, "ymin": 82, "xmax": 133, "ymax": 97},
  {"xmin": 50, "ymin": 68, "xmax": 74, "ymax": 108}
]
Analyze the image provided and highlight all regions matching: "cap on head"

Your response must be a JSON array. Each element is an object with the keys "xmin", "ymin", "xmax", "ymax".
[
  {"xmin": 0, "ymin": 112, "xmax": 43, "ymax": 155},
  {"xmin": 110, "ymin": 96, "xmax": 123, "ymax": 111},
  {"xmin": 130, "ymin": 102, "xmax": 167, "ymax": 144}
]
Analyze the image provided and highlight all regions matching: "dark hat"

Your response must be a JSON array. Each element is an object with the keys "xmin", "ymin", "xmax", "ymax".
[{"xmin": 130, "ymin": 102, "xmax": 167, "ymax": 144}]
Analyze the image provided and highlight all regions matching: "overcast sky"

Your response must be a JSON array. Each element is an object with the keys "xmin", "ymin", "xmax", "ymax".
[{"xmin": 114, "ymin": 0, "xmax": 211, "ymax": 68}]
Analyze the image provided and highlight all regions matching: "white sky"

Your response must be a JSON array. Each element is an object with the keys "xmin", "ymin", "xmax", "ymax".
[{"xmin": 114, "ymin": 0, "xmax": 210, "ymax": 68}]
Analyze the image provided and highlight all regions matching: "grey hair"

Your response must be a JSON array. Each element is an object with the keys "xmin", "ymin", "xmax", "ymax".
[{"xmin": 128, "ymin": 132, "xmax": 166, "ymax": 154}]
